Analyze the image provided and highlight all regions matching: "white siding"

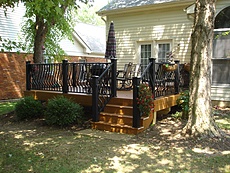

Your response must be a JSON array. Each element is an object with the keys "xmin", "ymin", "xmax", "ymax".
[
  {"xmin": 105, "ymin": 0, "xmax": 230, "ymax": 103},
  {"xmin": 211, "ymin": 86, "xmax": 230, "ymax": 102},
  {"xmin": 106, "ymin": 4, "xmax": 193, "ymax": 70},
  {"xmin": 216, "ymin": 0, "xmax": 230, "ymax": 14},
  {"xmin": 0, "ymin": 3, "xmax": 25, "ymax": 52}
]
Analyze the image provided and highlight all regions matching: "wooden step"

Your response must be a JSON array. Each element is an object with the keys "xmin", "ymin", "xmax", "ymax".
[
  {"xmin": 109, "ymin": 97, "xmax": 133, "ymax": 106},
  {"xmin": 91, "ymin": 121, "xmax": 144, "ymax": 135},
  {"xmin": 99, "ymin": 112, "xmax": 153, "ymax": 127},
  {"xmin": 104, "ymin": 104, "xmax": 133, "ymax": 115},
  {"xmin": 99, "ymin": 112, "xmax": 133, "ymax": 126}
]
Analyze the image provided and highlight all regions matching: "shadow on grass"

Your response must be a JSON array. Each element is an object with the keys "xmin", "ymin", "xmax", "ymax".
[{"xmin": 0, "ymin": 111, "xmax": 230, "ymax": 173}]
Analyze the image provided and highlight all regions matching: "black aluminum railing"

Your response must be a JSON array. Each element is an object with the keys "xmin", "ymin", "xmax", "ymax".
[
  {"xmin": 26, "ymin": 59, "xmax": 117, "ymax": 123},
  {"xmin": 92, "ymin": 58, "xmax": 117, "ymax": 122},
  {"xmin": 26, "ymin": 58, "xmax": 183, "ymax": 129},
  {"xmin": 132, "ymin": 58, "xmax": 180, "ymax": 128}
]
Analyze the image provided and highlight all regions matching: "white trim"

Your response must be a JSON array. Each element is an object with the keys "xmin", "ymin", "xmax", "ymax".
[
  {"xmin": 136, "ymin": 41, "xmax": 153, "ymax": 64},
  {"xmin": 72, "ymin": 32, "xmax": 92, "ymax": 54},
  {"xmin": 214, "ymin": 28, "xmax": 230, "ymax": 32},
  {"xmin": 155, "ymin": 39, "xmax": 173, "ymax": 62}
]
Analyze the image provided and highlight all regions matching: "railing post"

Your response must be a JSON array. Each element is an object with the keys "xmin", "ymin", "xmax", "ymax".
[
  {"xmin": 111, "ymin": 58, "xmax": 117, "ymax": 97},
  {"xmin": 174, "ymin": 60, "xmax": 180, "ymax": 94},
  {"xmin": 72, "ymin": 62, "xmax": 76, "ymax": 87},
  {"xmin": 92, "ymin": 75, "xmax": 99, "ymax": 122},
  {"xmin": 133, "ymin": 76, "xmax": 141, "ymax": 128},
  {"xmin": 26, "ymin": 61, "xmax": 31, "ymax": 90},
  {"xmin": 62, "ymin": 59, "xmax": 68, "ymax": 93},
  {"xmin": 149, "ymin": 58, "xmax": 156, "ymax": 98}
]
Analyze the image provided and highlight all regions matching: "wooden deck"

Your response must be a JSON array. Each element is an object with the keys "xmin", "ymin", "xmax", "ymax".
[{"xmin": 24, "ymin": 90, "xmax": 180, "ymax": 134}]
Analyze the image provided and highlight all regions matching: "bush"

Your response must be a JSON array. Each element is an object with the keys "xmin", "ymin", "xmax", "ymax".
[
  {"xmin": 44, "ymin": 96, "xmax": 84, "ymax": 127},
  {"xmin": 15, "ymin": 96, "xmax": 44, "ymax": 120},
  {"xmin": 176, "ymin": 90, "xmax": 189, "ymax": 120}
]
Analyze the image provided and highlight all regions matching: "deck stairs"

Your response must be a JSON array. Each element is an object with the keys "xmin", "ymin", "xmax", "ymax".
[{"xmin": 91, "ymin": 97, "xmax": 154, "ymax": 135}]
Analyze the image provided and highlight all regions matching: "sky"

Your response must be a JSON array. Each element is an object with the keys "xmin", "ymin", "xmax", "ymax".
[{"xmin": 93, "ymin": 0, "xmax": 109, "ymax": 9}]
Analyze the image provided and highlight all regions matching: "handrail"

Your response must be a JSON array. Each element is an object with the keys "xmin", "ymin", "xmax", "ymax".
[
  {"xmin": 132, "ymin": 58, "xmax": 154, "ymax": 128},
  {"xmin": 132, "ymin": 58, "xmax": 180, "ymax": 128},
  {"xmin": 92, "ymin": 58, "xmax": 117, "ymax": 122}
]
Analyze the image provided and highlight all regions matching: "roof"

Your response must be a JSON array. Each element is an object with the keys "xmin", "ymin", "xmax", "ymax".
[
  {"xmin": 98, "ymin": 0, "xmax": 183, "ymax": 12},
  {"xmin": 73, "ymin": 23, "xmax": 106, "ymax": 54}
]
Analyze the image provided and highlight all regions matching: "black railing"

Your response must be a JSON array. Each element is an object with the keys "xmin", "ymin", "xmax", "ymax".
[
  {"xmin": 132, "ymin": 58, "xmax": 180, "ymax": 128},
  {"xmin": 26, "ymin": 59, "xmax": 117, "ymax": 123},
  {"xmin": 26, "ymin": 60, "xmax": 113, "ymax": 94},
  {"xmin": 26, "ymin": 58, "xmax": 183, "ymax": 129},
  {"xmin": 92, "ymin": 58, "xmax": 117, "ymax": 122}
]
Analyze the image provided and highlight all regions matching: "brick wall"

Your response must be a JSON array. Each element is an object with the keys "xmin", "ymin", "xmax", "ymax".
[
  {"xmin": 0, "ymin": 53, "xmax": 33, "ymax": 100},
  {"xmin": 0, "ymin": 53, "xmax": 106, "ymax": 100}
]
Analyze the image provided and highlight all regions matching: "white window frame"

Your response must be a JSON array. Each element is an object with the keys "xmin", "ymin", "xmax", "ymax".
[
  {"xmin": 139, "ymin": 43, "xmax": 152, "ymax": 64},
  {"xmin": 154, "ymin": 40, "xmax": 172, "ymax": 62}
]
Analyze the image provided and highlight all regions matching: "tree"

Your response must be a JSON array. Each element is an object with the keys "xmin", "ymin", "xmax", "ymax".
[
  {"xmin": 0, "ymin": 0, "xmax": 94, "ymax": 63},
  {"xmin": 76, "ymin": 3, "xmax": 105, "ymax": 26},
  {"xmin": 184, "ymin": 0, "xmax": 222, "ymax": 137}
]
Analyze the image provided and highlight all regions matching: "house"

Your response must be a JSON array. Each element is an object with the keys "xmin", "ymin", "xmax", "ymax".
[
  {"xmin": 97, "ymin": 0, "xmax": 230, "ymax": 105},
  {"xmin": 0, "ymin": 3, "xmax": 106, "ymax": 100},
  {"xmin": 0, "ymin": 3, "xmax": 106, "ymax": 59}
]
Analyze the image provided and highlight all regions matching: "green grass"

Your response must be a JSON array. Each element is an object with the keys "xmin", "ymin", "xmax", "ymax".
[
  {"xmin": 214, "ymin": 108, "xmax": 230, "ymax": 130},
  {"xmin": 0, "ymin": 102, "xmax": 17, "ymax": 116},
  {"xmin": 0, "ymin": 104, "xmax": 229, "ymax": 173},
  {"xmin": 0, "ymin": 129, "xmax": 229, "ymax": 173}
]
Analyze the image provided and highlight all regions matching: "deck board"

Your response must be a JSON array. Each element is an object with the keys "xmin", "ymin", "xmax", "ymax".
[{"xmin": 24, "ymin": 90, "xmax": 179, "ymax": 112}]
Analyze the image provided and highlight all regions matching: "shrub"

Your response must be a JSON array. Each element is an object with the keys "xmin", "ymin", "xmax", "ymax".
[
  {"xmin": 15, "ymin": 96, "xmax": 44, "ymax": 120},
  {"xmin": 176, "ymin": 90, "xmax": 189, "ymax": 120},
  {"xmin": 136, "ymin": 84, "xmax": 154, "ymax": 117},
  {"xmin": 44, "ymin": 96, "xmax": 84, "ymax": 127}
]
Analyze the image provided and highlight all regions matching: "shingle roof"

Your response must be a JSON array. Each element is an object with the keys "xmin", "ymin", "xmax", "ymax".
[
  {"xmin": 74, "ymin": 23, "xmax": 106, "ymax": 53},
  {"xmin": 98, "ymin": 0, "xmax": 179, "ymax": 12}
]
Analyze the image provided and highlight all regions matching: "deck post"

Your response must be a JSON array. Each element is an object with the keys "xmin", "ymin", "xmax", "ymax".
[
  {"xmin": 174, "ymin": 60, "xmax": 180, "ymax": 94},
  {"xmin": 62, "ymin": 59, "xmax": 68, "ymax": 93},
  {"xmin": 26, "ymin": 61, "xmax": 31, "ymax": 90},
  {"xmin": 149, "ymin": 58, "xmax": 156, "ymax": 98},
  {"xmin": 72, "ymin": 62, "xmax": 77, "ymax": 87},
  {"xmin": 111, "ymin": 58, "xmax": 117, "ymax": 97},
  {"xmin": 92, "ymin": 76, "xmax": 99, "ymax": 122},
  {"xmin": 133, "ymin": 76, "xmax": 141, "ymax": 128}
]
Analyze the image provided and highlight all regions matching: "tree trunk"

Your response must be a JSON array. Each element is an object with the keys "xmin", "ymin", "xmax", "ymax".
[
  {"xmin": 184, "ymin": 0, "xmax": 222, "ymax": 137},
  {"xmin": 33, "ymin": 16, "xmax": 48, "ymax": 63}
]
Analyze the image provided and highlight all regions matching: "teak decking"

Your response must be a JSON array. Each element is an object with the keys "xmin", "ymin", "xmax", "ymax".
[{"xmin": 24, "ymin": 90, "xmax": 180, "ymax": 135}]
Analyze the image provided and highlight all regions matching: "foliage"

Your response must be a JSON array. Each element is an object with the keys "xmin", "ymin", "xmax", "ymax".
[
  {"xmin": 171, "ymin": 111, "xmax": 183, "ymax": 120},
  {"xmin": 177, "ymin": 90, "xmax": 189, "ymax": 120},
  {"xmin": 215, "ymin": 31, "xmax": 230, "ymax": 39},
  {"xmin": 136, "ymin": 84, "xmax": 154, "ymax": 117},
  {"xmin": 44, "ymin": 96, "xmax": 84, "ymax": 127},
  {"xmin": 0, "ymin": 102, "xmax": 17, "ymax": 116},
  {"xmin": 0, "ymin": 37, "xmax": 26, "ymax": 53},
  {"xmin": 76, "ymin": 3, "xmax": 104, "ymax": 25},
  {"xmin": 15, "ymin": 96, "xmax": 44, "ymax": 120},
  {"xmin": 0, "ymin": 0, "xmax": 94, "ymax": 63}
]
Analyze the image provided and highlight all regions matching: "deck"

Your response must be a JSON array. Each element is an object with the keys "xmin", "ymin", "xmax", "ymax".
[
  {"xmin": 24, "ymin": 59, "xmax": 187, "ymax": 134},
  {"xmin": 24, "ymin": 90, "xmax": 180, "ymax": 134}
]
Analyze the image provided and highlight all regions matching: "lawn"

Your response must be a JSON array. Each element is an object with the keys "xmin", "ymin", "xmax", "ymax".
[
  {"xmin": 0, "ymin": 102, "xmax": 230, "ymax": 173},
  {"xmin": 0, "ymin": 101, "xmax": 17, "ymax": 116}
]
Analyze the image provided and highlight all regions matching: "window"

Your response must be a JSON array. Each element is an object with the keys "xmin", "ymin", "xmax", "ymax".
[
  {"xmin": 140, "ymin": 44, "xmax": 151, "ymax": 69},
  {"xmin": 215, "ymin": 6, "xmax": 230, "ymax": 29},
  {"xmin": 157, "ymin": 43, "xmax": 170, "ymax": 62},
  {"xmin": 212, "ymin": 6, "xmax": 230, "ymax": 86}
]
